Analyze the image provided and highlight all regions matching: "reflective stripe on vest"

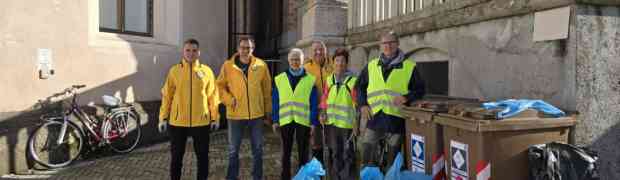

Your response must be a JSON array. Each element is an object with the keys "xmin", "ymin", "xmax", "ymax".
[
  {"xmin": 366, "ymin": 59, "xmax": 415, "ymax": 118},
  {"xmin": 326, "ymin": 75, "xmax": 357, "ymax": 129},
  {"xmin": 275, "ymin": 73, "xmax": 316, "ymax": 127}
]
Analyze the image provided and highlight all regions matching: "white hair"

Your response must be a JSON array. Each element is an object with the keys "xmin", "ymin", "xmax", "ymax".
[{"xmin": 288, "ymin": 48, "xmax": 305, "ymax": 64}]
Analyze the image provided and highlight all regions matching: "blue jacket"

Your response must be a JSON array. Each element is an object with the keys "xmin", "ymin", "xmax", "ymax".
[{"xmin": 272, "ymin": 69, "xmax": 320, "ymax": 126}]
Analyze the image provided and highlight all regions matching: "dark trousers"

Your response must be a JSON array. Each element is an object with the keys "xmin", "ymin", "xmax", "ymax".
[
  {"xmin": 169, "ymin": 125, "xmax": 211, "ymax": 180},
  {"xmin": 280, "ymin": 122, "xmax": 311, "ymax": 180},
  {"xmin": 326, "ymin": 125, "xmax": 356, "ymax": 180},
  {"xmin": 311, "ymin": 124, "xmax": 325, "ymax": 164}
]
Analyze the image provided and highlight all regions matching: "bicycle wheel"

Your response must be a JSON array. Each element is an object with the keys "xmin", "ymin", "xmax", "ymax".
[
  {"xmin": 28, "ymin": 120, "xmax": 83, "ymax": 168},
  {"xmin": 103, "ymin": 110, "xmax": 141, "ymax": 153}
]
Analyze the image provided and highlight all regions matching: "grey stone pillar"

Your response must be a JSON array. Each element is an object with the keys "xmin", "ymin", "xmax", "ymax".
[
  {"xmin": 574, "ymin": 4, "xmax": 620, "ymax": 179},
  {"xmin": 296, "ymin": 0, "xmax": 348, "ymax": 54}
]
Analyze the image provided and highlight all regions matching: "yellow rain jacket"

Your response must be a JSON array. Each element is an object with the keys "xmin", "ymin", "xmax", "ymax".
[
  {"xmin": 217, "ymin": 54, "xmax": 272, "ymax": 120},
  {"xmin": 159, "ymin": 59, "xmax": 220, "ymax": 127},
  {"xmin": 304, "ymin": 57, "xmax": 333, "ymax": 97}
]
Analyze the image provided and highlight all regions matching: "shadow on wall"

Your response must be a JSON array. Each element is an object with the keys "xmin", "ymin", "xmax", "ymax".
[
  {"xmin": 589, "ymin": 122, "xmax": 620, "ymax": 179},
  {"xmin": 0, "ymin": 38, "xmax": 178, "ymax": 175}
]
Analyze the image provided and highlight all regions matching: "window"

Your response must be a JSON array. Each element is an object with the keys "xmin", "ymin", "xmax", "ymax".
[{"xmin": 99, "ymin": 0, "xmax": 153, "ymax": 37}]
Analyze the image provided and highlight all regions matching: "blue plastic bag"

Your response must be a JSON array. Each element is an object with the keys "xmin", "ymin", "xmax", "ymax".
[
  {"xmin": 482, "ymin": 99, "xmax": 565, "ymax": 119},
  {"xmin": 385, "ymin": 152, "xmax": 432, "ymax": 180},
  {"xmin": 360, "ymin": 166, "xmax": 384, "ymax": 180},
  {"xmin": 293, "ymin": 158, "xmax": 326, "ymax": 180}
]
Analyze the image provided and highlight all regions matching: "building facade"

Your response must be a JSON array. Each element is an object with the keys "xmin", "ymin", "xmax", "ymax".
[{"xmin": 1, "ymin": 0, "xmax": 619, "ymax": 178}]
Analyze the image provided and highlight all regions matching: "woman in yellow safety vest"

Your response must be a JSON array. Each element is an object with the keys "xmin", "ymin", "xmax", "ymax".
[
  {"xmin": 271, "ymin": 48, "xmax": 320, "ymax": 180},
  {"xmin": 319, "ymin": 48, "xmax": 358, "ymax": 180}
]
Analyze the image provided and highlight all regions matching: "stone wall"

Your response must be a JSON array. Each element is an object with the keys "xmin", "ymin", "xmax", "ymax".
[
  {"xmin": 346, "ymin": 0, "xmax": 620, "ymax": 178},
  {"xmin": 575, "ymin": 4, "xmax": 620, "ymax": 179},
  {"xmin": 348, "ymin": 13, "xmax": 576, "ymax": 110}
]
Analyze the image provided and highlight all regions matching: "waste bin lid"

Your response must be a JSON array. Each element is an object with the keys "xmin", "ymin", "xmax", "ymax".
[
  {"xmin": 406, "ymin": 95, "xmax": 480, "ymax": 113},
  {"xmin": 434, "ymin": 112, "xmax": 577, "ymax": 132}
]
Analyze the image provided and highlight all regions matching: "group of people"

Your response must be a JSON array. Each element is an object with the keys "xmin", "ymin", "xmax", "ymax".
[{"xmin": 157, "ymin": 31, "xmax": 425, "ymax": 180}]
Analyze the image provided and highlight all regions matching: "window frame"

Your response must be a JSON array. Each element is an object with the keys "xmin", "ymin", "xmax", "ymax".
[{"xmin": 99, "ymin": 0, "xmax": 154, "ymax": 37}]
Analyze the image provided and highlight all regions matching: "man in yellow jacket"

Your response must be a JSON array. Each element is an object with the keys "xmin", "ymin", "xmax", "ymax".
[
  {"xmin": 217, "ymin": 37, "xmax": 272, "ymax": 180},
  {"xmin": 158, "ymin": 39, "xmax": 220, "ymax": 180},
  {"xmin": 304, "ymin": 40, "xmax": 333, "ymax": 165}
]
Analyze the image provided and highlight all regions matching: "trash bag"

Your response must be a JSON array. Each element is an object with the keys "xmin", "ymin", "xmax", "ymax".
[
  {"xmin": 482, "ymin": 99, "xmax": 565, "ymax": 119},
  {"xmin": 293, "ymin": 158, "xmax": 326, "ymax": 180},
  {"xmin": 385, "ymin": 152, "xmax": 433, "ymax": 180},
  {"xmin": 385, "ymin": 152, "xmax": 405, "ymax": 179},
  {"xmin": 528, "ymin": 142, "xmax": 599, "ymax": 180},
  {"xmin": 360, "ymin": 166, "xmax": 384, "ymax": 180}
]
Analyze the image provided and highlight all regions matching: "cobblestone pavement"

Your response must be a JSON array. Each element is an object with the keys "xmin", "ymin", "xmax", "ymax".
[{"xmin": 2, "ymin": 127, "xmax": 302, "ymax": 180}]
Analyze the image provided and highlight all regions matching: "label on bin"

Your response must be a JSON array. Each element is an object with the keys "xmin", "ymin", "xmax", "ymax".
[
  {"xmin": 451, "ymin": 140, "xmax": 469, "ymax": 180},
  {"xmin": 410, "ymin": 133, "xmax": 425, "ymax": 173}
]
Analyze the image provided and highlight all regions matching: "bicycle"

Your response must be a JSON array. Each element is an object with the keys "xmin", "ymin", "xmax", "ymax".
[
  {"xmin": 27, "ymin": 85, "xmax": 142, "ymax": 168},
  {"xmin": 361, "ymin": 109, "xmax": 390, "ymax": 172},
  {"xmin": 376, "ymin": 136, "xmax": 389, "ymax": 172}
]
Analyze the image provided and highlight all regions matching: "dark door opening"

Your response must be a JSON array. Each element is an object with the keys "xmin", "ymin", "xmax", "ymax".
[
  {"xmin": 416, "ymin": 61, "xmax": 449, "ymax": 96},
  {"xmin": 228, "ymin": 0, "xmax": 283, "ymax": 77},
  {"xmin": 228, "ymin": 0, "xmax": 282, "ymax": 59}
]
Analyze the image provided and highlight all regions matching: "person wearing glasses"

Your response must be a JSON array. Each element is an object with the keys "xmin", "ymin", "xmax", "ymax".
[
  {"xmin": 217, "ymin": 36, "xmax": 272, "ymax": 180},
  {"xmin": 272, "ymin": 48, "xmax": 320, "ymax": 180},
  {"xmin": 355, "ymin": 31, "xmax": 426, "ymax": 170}
]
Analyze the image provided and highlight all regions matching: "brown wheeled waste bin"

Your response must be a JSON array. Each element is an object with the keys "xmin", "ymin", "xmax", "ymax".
[
  {"xmin": 402, "ymin": 96, "xmax": 479, "ymax": 179},
  {"xmin": 435, "ymin": 105, "xmax": 576, "ymax": 180}
]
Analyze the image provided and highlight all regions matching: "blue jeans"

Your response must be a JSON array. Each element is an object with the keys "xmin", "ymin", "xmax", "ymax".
[{"xmin": 226, "ymin": 118, "xmax": 263, "ymax": 180}]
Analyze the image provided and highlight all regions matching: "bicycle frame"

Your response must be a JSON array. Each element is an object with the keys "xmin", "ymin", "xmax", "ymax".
[
  {"xmin": 60, "ymin": 90, "xmax": 104, "ymax": 144},
  {"xmin": 44, "ymin": 84, "xmax": 137, "ymax": 146}
]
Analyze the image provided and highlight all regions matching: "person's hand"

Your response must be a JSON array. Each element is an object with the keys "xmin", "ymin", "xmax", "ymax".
[
  {"xmin": 393, "ymin": 96, "xmax": 407, "ymax": 106},
  {"xmin": 319, "ymin": 111, "xmax": 327, "ymax": 125},
  {"xmin": 231, "ymin": 98, "xmax": 237, "ymax": 108},
  {"xmin": 158, "ymin": 120, "xmax": 168, "ymax": 133},
  {"xmin": 360, "ymin": 106, "xmax": 371, "ymax": 135},
  {"xmin": 272, "ymin": 123, "xmax": 280, "ymax": 134},
  {"xmin": 353, "ymin": 127, "xmax": 360, "ymax": 137},
  {"xmin": 210, "ymin": 120, "xmax": 220, "ymax": 131},
  {"xmin": 264, "ymin": 113, "xmax": 272, "ymax": 126},
  {"xmin": 360, "ymin": 106, "xmax": 371, "ymax": 122}
]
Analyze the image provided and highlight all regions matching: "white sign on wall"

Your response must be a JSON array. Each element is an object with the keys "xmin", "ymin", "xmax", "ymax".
[
  {"xmin": 37, "ymin": 48, "xmax": 54, "ymax": 79},
  {"xmin": 533, "ymin": 7, "xmax": 571, "ymax": 41}
]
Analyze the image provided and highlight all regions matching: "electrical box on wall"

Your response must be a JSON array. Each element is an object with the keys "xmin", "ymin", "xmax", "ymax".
[{"xmin": 37, "ymin": 48, "xmax": 54, "ymax": 79}]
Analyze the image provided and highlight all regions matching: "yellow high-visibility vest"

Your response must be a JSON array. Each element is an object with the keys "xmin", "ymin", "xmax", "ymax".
[
  {"xmin": 326, "ymin": 75, "xmax": 357, "ymax": 129},
  {"xmin": 366, "ymin": 59, "xmax": 415, "ymax": 118},
  {"xmin": 275, "ymin": 73, "xmax": 316, "ymax": 127}
]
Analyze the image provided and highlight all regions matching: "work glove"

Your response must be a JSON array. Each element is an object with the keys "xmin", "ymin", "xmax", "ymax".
[{"xmin": 158, "ymin": 119, "xmax": 168, "ymax": 133}]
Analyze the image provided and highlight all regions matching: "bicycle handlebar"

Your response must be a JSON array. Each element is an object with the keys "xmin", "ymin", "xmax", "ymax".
[
  {"xmin": 41, "ymin": 84, "xmax": 86, "ymax": 100},
  {"xmin": 35, "ymin": 85, "xmax": 87, "ymax": 109},
  {"xmin": 60, "ymin": 85, "xmax": 86, "ymax": 95}
]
